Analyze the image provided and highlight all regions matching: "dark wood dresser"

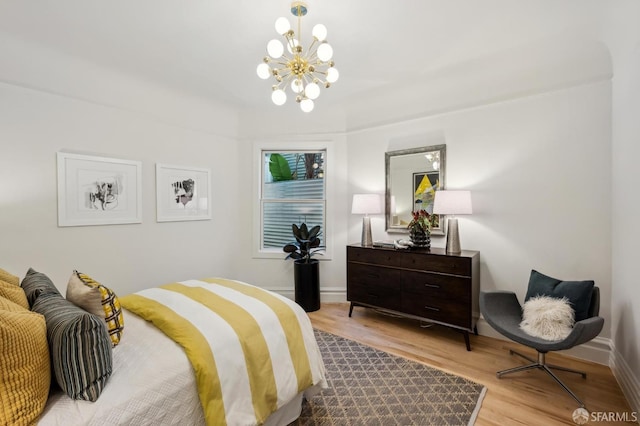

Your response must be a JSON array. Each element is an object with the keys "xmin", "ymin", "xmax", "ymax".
[{"xmin": 346, "ymin": 244, "xmax": 480, "ymax": 350}]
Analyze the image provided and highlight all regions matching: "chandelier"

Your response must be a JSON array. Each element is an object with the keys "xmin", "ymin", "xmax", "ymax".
[{"xmin": 256, "ymin": 1, "xmax": 339, "ymax": 112}]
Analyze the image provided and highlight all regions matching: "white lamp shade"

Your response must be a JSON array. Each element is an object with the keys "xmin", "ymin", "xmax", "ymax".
[
  {"xmin": 317, "ymin": 43, "xmax": 333, "ymax": 61},
  {"xmin": 351, "ymin": 194, "xmax": 382, "ymax": 215},
  {"xmin": 271, "ymin": 89, "xmax": 287, "ymax": 105},
  {"xmin": 267, "ymin": 39, "xmax": 284, "ymax": 58},
  {"xmin": 300, "ymin": 98, "xmax": 314, "ymax": 112},
  {"xmin": 256, "ymin": 63, "xmax": 271, "ymax": 79},
  {"xmin": 326, "ymin": 67, "xmax": 339, "ymax": 83},
  {"xmin": 432, "ymin": 190, "xmax": 472, "ymax": 215},
  {"xmin": 305, "ymin": 82, "xmax": 320, "ymax": 99},
  {"xmin": 275, "ymin": 17, "xmax": 290, "ymax": 34},
  {"xmin": 312, "ymin": 24, "xmax": 327, "ymax": 41}
]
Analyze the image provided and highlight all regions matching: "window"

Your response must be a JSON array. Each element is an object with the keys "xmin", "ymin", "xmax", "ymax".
[{"xmin": 259, "ymin": 149, "xmax": 326, "ymax": 255}]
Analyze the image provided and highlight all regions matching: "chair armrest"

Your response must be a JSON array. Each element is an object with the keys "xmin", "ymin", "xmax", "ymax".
[
  {"xmin": 563, "ymin": 316, "xmax": 605, "ymax": 348},
  {"xmin": 480, "ymin": 291, "xmax": 522, "ymax": 319}
]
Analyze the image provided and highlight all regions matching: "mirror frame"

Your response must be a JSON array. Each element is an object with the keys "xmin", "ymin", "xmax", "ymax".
[{"xmin": 385, "ymin": 144, "xmax": 446, "ymax": 235}]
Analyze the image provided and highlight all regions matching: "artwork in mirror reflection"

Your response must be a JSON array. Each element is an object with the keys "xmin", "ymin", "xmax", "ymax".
[{"xmin": 385, "ymin": 144, "xmax": 446, "ymax": 235}]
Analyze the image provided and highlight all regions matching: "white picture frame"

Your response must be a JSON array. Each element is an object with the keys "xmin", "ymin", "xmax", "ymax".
[
  {"xmin": 57, "ymin": 152, "xmax": 142, "ymax": 227},
  {"xmin": 156, "ymin": 163, "xmax": 211, "ymax": 222}
]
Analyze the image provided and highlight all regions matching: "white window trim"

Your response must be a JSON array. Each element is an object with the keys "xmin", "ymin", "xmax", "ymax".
[{"xmin": 253, "ymin": 139, "xmax": 334, "ymax": 260}]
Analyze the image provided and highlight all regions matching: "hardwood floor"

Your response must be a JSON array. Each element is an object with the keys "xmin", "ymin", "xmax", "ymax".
[{"xmin": 308, "ymin": 303, "xmax": 635, "ymax": 425}]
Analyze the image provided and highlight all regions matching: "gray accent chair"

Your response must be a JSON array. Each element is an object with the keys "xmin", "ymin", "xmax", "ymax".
[{"xmin": 480, "ymin": 286, "xmax": 604, "ymax": 408}]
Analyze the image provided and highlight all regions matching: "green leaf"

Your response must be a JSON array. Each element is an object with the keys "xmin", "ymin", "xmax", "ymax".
[{"xmin": 269, "ymin": 154, "xmax": 293, "ymax": 181}]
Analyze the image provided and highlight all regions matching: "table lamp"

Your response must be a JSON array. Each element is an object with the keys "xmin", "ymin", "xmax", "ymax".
[
  {"xmin": 433, "ymin": 190, "xmax": 472, "ymax": 254},
  {"xmin": 351, "ymin": 194, "xmax": 382, "ymax": 247}
]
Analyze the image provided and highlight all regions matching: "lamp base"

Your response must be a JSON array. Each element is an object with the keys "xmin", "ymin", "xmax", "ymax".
[
  {"xmin": 361, "ymin": 216, "xmax": 373, "ymax": 247},
  {"xmin": 445, "ymin": 217, "xmax": 461, "ymax": 254}
]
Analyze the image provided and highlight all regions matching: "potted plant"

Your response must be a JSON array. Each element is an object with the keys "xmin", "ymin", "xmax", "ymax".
[
  {"xmin": 407, "ymin": 209, "xmax": 437, "ymax": 248},
  {"xmin": 283, "ymin": 223, "xmax": 323, "ymax": 312}
]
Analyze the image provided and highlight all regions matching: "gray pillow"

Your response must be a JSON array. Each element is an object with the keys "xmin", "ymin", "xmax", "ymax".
[
  {"xmin": 525, "ymin": 270, "xmax": 594, "ymax": 322},
  {"xmin": 20, "ymin": 267, "xmax": 62, "ymax": 307},
  {"xmin": 24, "ymin": 269, "xmax": 113, "ymax": 402}
]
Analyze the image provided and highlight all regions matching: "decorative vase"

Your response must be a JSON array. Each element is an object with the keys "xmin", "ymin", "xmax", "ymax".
[
  {"xmin": 294, "ymin": 259, "xmax": 320, "ymax": 312},
  {"xmin": 409, "ymin": 228, "xmax": 431, "ymax": 248}
]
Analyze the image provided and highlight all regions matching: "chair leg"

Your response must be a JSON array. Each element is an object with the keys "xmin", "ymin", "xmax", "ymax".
[
  {"xmin": 541, "ymin": 364, "xmax": 586, "ymax": 408},
  {"xmin": 497, "ymin": 350, "xmax": 586, "ymax": 408},
  {"xmin": 546, "ymin": 362, "xmax": 588, "ymax": 378}
]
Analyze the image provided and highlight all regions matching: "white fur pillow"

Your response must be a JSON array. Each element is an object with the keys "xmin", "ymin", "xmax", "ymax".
[{"xmin": 520, "ymin": 295, "xmax": 575, "ymax": 341}]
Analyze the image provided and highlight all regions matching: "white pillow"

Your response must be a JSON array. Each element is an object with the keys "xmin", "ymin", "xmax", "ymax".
[{"xmin": 520, "ymin": 295, "xmax": 575, "ymax": 341}]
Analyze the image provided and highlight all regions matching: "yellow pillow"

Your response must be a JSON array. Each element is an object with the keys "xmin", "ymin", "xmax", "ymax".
[
  {"xmin": 66, "ymin": 271, "xmax": 124, "ymax": 346},
  {"xmin": 0, "ymin": 296, "xmax": 51, "ymax": 426},
  {"xmin": 0, "ymin": 279, "xmax": 28, "ymax": 309},
  {"xmin": 0, "ymin": 267, "xmax": 19, "ymax": 286}
]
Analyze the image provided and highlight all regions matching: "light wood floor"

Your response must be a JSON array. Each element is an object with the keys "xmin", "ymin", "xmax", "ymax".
[{"xmin": 308, "ymin": 303, "xmax": 635, "ymax": 425}]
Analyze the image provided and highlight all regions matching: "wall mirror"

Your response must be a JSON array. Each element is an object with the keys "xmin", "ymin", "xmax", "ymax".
[{"xmin": 385, "ymin": 144, "xmax": 446, "ymax": 234}]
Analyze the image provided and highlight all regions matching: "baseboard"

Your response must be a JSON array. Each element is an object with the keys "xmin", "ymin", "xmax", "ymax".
[
  {"xmin": 609, "ymin": 342, "xmax": 640, "ymax": 416},
  {"xmin": 268, "ymin": 287, "xmax": 347, "ymax": 303}
]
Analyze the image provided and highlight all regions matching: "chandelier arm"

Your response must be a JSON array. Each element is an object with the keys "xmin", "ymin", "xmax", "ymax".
[{"xmin": 308, "ymin": 38, "xmax": 318, "ymax": 53}]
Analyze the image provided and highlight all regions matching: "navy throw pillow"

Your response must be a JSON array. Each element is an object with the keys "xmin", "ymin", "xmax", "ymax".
[{"xmin": 525, "ymin": 270, "xmax": 594, "ymax": 322}]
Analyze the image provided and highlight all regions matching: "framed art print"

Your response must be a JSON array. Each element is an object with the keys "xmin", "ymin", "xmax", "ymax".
[
  {"xmin": 57, "ymin": 152, "xmax": 142, "ymax": 227},
  {"xmin": 156, "ymin": 163, "xmax": 211, "ymax": 222}
]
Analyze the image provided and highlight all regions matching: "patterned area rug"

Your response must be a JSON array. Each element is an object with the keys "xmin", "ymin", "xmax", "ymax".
[{"xmin": 291, "ymin": 329, "xmax": 486, "ymax": 426}]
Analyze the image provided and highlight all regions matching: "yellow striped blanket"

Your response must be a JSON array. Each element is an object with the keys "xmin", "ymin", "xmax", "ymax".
[{"xmin": 119, "ymin": 278, "xmax": 327, "ymax": 426}]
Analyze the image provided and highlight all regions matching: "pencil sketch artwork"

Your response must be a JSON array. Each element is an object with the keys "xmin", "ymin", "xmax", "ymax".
[
  {"xmin": 85, "ymin": 176, "xmax": 123, "ymax": 211},
  {"xmin": 171, "ymin": 178, "xmax": 195, "ymax": 208},
  {"xmin": 79, "ymin": 171, "xmax": 126, "ymax": 212}
]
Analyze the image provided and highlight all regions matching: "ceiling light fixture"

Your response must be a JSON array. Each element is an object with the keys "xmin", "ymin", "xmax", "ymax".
[{"xmin": 256, "ymin": 1, "xmax": 339, "ymax": 113}]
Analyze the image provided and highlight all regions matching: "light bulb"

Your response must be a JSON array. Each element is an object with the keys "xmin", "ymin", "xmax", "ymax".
[
  {"xmin": 271, "ymin": 89, "xmax": 287, "ymax": 106},
  {"xmin": 300, "ymin": 98, "xmax": 314, "ymax": 112},
  {"xmin": 326, "ymin": 67, "xmax": 339, "ymax": 83},
  {"xmin": 267, "ymin": 39, "xmax": 284, "ymax": 59},
  {"xmin": 305, "ymin": 82, "xmax": 320, "ymax": 100},
  {"xmin": 256, "ymin": 63, "xmax": 270, "ymax": 79},
  {"xmin": 275, "ymin": 17, "xmax": 290, "ymax": 34},
  {"xmin": 312, "ymin": 24, "xmax": 327, "ymax": 41},
  {"xmin": 291, "ymin": 79, "xmax": 303, "ymax": 93},
  {"xmin": 317, "ymin": 43, "xmax": 333, "ymax": 61}
]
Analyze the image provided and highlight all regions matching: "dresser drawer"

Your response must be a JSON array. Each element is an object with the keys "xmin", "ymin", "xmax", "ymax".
[
  {"xmin": 348, "ymin": 282, "xmax": 401, "ymax": 311},
  {"xmin": 347, "ymin": 246, "xmax": 471, "ymax": 276},
  {"xmin": 401, "ymin": 294, "xmax": 471, "ymax": 328},
  {"xmin": 347, "ymin": 262, "xmax": 404, "ymax": 288},
  {"xmin": 402, "ymin": 271, "xmax": 470, "ymax": 301}
]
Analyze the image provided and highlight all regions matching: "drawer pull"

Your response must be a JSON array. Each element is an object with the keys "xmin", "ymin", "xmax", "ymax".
[
  {"xmin": 364, "ymin": 272, "xmax": 381, "ymax": 279},
  {"xmin": 424, "ymin": 305, "xmax": 440, "ymax": 312},
  {"xmin": 424, "ymin": 283, "xmax": 440, "ymax": 289},
  {"xmin": 367, "ymin": 293, "xmax": 379, "ymax": 298}
]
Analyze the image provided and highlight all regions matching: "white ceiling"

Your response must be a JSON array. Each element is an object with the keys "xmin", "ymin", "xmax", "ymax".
[{"xmin": 0, "ymin": 0, "xmax": 604, "ymax": 113}]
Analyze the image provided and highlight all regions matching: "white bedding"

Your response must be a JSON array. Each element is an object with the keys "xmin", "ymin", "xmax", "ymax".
[
  {"xmin": 38, "ymin": 308, "xmax": 322, "ymax": 425},
  {"xmin": 38, "ymin": 309, "xmax": 206, "ymax": 425}
]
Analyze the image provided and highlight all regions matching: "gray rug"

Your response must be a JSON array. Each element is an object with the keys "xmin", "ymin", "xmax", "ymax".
[{"xmin": 291, "ymin": 329, "xmax": 486, "ymax": 426}]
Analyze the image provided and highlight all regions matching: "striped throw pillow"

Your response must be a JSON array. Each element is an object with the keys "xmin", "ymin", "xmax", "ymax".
[
  {"xmin": 30, "ymin": 282, "xmax": 113, "ymax": 401},
  {"xmin": 67, "ymin": 271, "xmax": 125, "ymax": 346},
  {"xmin": 0, "ymin": 296, "xmax": 50, "ymax": 426},
  {"xmin": 20, "ymin": 268, "xmax": 62, "ymax": 307}
]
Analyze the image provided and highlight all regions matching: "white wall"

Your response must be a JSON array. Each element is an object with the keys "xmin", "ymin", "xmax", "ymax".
[
  {"xmin": 347, "ymin": 80, "xmax": 612, "ymax": 338},
  {"xmin": 605, "ymin": 0, "xmax": 640, "ymax": 413},
  {"xmin": 0, "ymin": 80, "xmax": 241, "ymax": 296}
]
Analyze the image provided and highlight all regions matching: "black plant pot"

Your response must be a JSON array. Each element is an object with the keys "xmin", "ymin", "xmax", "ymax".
[{"xmin": 294, "ymin": 259, "xmax": 320, "ymax": 312}]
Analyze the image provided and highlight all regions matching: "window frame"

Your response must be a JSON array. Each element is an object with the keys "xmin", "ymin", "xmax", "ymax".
[{"xmin": 253, "ymin": 140, "xmax": 334, "ymax": 260}]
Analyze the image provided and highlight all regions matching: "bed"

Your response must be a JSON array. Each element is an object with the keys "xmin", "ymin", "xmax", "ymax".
[{"xmin": 1, "ymin": 268, "xmax": 326, "ymax": 426}]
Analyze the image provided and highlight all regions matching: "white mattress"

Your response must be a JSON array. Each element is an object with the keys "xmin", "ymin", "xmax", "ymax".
[{"xmin": 38, "ymin": 309, "xmax": 317, "ymax": 425}]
